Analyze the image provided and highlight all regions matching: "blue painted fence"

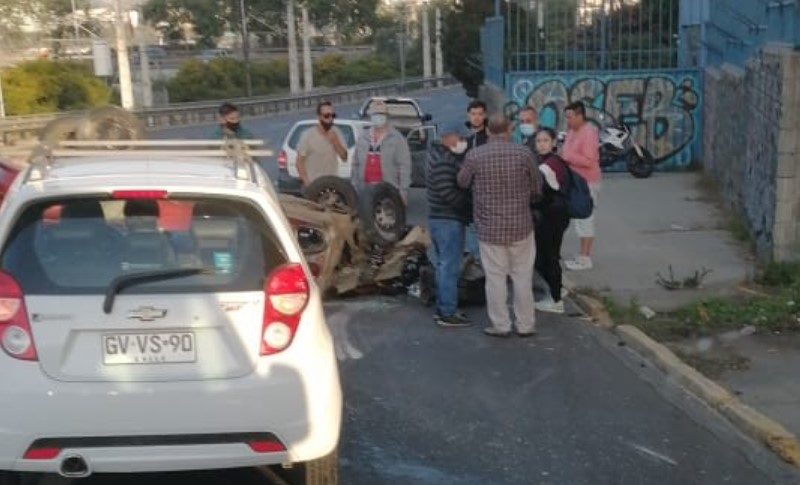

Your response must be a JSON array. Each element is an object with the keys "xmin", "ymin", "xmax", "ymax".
[{"xmin": 505, "ymin": 69, "xmax": 702, "ymax": 170}]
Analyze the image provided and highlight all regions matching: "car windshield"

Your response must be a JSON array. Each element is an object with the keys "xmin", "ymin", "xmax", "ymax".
[
  {"xmin": 0, "ymin": 196, "xmax": 287, "ymax": 294},
  {"xmin": 288, "ymin": 123, "xmax": 356, "ymax": 149}
]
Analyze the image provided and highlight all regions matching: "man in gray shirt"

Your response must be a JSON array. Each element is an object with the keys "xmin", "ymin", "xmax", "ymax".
[{"xmin": 296, "ymin": 101, "xmax": 348, "ymax": 186}]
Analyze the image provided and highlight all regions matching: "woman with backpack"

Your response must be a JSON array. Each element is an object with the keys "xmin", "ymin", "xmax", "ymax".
[{"xmin": 532, "ymin": 128, "xmax": 571, "ymax": 314}]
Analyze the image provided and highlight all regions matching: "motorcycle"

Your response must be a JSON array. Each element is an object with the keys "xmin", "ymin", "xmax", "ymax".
[{"xmin": 558, "ymin": 114, "xmax": 655, "ymax": 179}]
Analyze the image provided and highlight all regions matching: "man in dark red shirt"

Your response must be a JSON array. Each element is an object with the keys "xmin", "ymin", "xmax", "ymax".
[{"xmin": 457, "ymin": 114, "xmax": 543, "ymax": 338}]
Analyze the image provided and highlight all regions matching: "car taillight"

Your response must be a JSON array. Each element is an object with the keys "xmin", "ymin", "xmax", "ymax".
[
  {"xmin": 277, "ymin": 150, "xmax": 288, "ymax": 169},
  {"xmin": 111, "ymin": 190, "xmax": 168, "ymax": 199},
  {"xmin": 0, "ymin": 271, "xmax": 37, "ymax": 361},
  {"xmin": 261, "ymin": 263, "xmax": 309, "ymax": 355}
]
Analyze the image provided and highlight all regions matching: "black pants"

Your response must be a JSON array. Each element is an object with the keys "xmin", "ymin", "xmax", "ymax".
[{"xmin": 535, "ymin": 202, "xmax": 571, "ymax": 302}]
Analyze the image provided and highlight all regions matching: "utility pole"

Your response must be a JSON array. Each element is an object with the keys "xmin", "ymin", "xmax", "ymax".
[
  {"xmin": 130, "ymin": 10, "xmax": 152, "ymax": 108},
  {"xmin": 434, "ymin": 7, "xmax": 443, "ymax": 86},
  {"xmin": 239, "ymin": 0, "xmax": 253, "ymax": 97},
  {"xmin": 421, "ymin": 2, "xmax": 432, "ymax": 80},
  {"xmin": 301, "ymin": 6, "xmax": 313, "ymax": 92},
  {"xmin": 0, "ymin": 73, "xmax": 6, "ymax": 118},
  {"xmin": 70, "ymin": 0, "xmax": 80, "ymax": 47},
  {"xmin": 114, "ymin": 0, "xmax": 134, "ymax": 110},
  {"xmin": 286, "ymin": 0, "xmax": 301, "ymax": 94},
  {"xmin": 396, "ymin": 32, "xmax": 406, "ymax": 88}
]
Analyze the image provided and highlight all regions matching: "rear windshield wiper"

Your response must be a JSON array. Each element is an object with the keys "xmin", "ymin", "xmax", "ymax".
[{"xmin": 103, "ymin": 268, "xmax": 207, "ymax": 314}]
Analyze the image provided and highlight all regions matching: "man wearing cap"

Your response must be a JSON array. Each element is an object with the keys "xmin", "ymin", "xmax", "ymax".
[{"xmin": 425, "ymin": 121, "xmax": 472, "ymax": 327}]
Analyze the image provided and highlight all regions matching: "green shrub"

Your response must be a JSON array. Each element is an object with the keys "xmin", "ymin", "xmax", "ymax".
[
  {"xmin": 167, "ymin": 55, "xmax": 401, "ymax": 102},
  {"xmin": 2, "ymin": 60, "xmax": 111, "ymax": 115}
]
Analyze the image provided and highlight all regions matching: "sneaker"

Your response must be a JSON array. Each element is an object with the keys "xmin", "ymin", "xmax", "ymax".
[
  {"xmin": 536, "ymin": 299, "xmax": 565, "ymax": 314},
  {"xmin": 517, "ymin": 329, "xmax": 538, "ymax": 338},
  {"xmin": 435, "ymin": 313, "xmax": 473, "ymax": 328},
  {"xmin": 483, "ymin": 327, "xmax": 512, "ymax": 338},
  {"xmin": 565, "ymin": 256, "xmax": 593, "ymax": 271}
]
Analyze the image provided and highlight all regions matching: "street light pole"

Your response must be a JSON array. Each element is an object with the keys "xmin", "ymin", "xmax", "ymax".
[
  {"xmin": 114, "ymin": 0, "xmax": 134, "ymax": 110},
  {"xmin": 0, "ymin": 73, "xmax": 6, "ymax": 119},
  {"xmin": 239, "ymin": 0, "xmax": 253, "ymax": 97}
]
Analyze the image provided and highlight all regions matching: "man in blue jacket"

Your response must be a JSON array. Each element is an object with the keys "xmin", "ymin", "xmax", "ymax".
[{"xmin": 426, "ymin": 121, "xmax": 473, "ymax": 328}]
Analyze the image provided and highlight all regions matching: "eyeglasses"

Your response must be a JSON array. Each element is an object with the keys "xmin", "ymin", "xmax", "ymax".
[{"xmin": 320, "ymin": 113, "xmax": 336, "ymax": 119}]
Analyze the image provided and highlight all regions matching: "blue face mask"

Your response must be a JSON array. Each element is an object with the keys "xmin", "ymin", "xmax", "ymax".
[
  {"xmin": 519, "ymin": 123, "xmax": 536, "ymax": 137},
  {"xmin": 370, "ymin": 114, "xmax": 388, "ymax": 127}
]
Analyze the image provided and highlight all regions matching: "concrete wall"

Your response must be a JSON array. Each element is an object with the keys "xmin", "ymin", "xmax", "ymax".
[
  {"xmin": 505, "ymin": 70, "xmax": 702, "ymax": 170},
  {"xmin": 703, "ymin": 45, "xmax": 800, "ymax": 261}
]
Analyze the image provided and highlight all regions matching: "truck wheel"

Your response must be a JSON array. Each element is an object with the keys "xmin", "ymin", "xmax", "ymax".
[
  {"xmin": 357, "ymin": 182, "xmax": 406, "ymax": 245},
  {"xmin": 303, "ymin": 176, "xmax": 358, "ymax": 214}
]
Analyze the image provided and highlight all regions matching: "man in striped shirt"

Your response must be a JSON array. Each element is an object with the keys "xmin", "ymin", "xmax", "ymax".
[
  {"xmin": 426, "ymin": 122, "xmax": 472, "ymax": 327},
  {"xmin": 458, "ymin": 114, "xmax": 543, "ymax": 338}
]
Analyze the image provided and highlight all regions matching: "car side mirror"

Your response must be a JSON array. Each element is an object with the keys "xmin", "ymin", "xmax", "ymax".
[{"xmin": 423, "ymin": 113, "xmax": 433, "ymax": 122}]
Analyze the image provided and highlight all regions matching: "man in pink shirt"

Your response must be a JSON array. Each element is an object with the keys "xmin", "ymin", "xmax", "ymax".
[{"xmin": 560, "ymin": 101, "xmax": 601, "ymax": 271}]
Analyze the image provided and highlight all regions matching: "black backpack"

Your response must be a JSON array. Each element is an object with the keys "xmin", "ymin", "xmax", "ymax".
[{"xmin": 552, "ymin": 156, "xmax": 594, "ymax": 219}]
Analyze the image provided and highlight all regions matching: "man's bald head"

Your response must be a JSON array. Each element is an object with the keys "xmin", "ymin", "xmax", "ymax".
[{"xmin": 487, "ymin": 114, "xmax": 511, "ymax": 138}]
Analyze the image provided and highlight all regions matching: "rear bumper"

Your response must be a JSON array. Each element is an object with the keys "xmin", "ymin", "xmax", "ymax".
[
  {"xmin": 277, "ymin": 169, "xmax": 303, "ymax": 195},
  {"xmin": 0, "ymin": 307, "xmax": 342, "ymax": 474}
]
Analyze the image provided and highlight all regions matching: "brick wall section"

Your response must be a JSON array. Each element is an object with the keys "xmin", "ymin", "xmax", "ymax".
[{"xmin": 703, "ymin": 45, "xmax": 800, "ymax": 261}]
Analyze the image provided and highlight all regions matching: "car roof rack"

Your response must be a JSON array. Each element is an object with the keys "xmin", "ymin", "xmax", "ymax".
[{"xmin": 26, "ymin": 139, "xmax": 274, "ymax": 183}]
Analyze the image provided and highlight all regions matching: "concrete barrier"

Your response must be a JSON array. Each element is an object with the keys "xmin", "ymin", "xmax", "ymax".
[{"xmin": 0, "ymin": 76, "xmax": 457, "ymax": 147}]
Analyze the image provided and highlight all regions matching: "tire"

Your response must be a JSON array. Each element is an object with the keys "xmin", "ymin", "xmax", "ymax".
[
  {"xmin": 33, "ymin": 115, "xmax": 82, "ymax": 156},
  {"xmin": 627, "ymin": 147, "xmax": 655, "ymax": 179},
  {"xmin": 76, "ymin": 105, "xmax": 145, "ymax": 142},
  {"xmin": 277, "ymin": 448, "xmax": 339, "ymax": 485},
  {"xmin": 302, "ymin": 176, "xmax": 358, "ymax": 214},
  {"xmin": 357, "ymin": 182, "xmax": 406, "ymax": 245}
]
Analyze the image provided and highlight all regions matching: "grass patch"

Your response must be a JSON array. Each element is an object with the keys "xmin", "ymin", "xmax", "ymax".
[
  {"xmin": 672, "ymin": 349, "xmax": 750, "ymax": 380},
  {"xmin": 603, "ymin": 285, "xmax": 800, "ymax": 342}
]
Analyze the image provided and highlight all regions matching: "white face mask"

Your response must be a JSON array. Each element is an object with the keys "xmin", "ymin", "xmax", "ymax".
[
  {"xmin": 451, "ymin": 140, "xmax": 468, "ymax": 155},
  {"xmin": 520, "ymin": 123, "xmax": 536, "ymax": 137},
  {"xmin": 370, "ymin": 114, "xmax": 388, "ymax": 127}
]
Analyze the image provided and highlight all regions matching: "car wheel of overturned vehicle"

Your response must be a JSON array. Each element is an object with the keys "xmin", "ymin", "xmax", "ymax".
[
  {"xmin": 28, "ymin": 115, "xmax": 83, "ymax": 161},
  {"xmin": 76, "ymin": 105, "xmax": 146, "ymax": 143},
  {"xmin": 627, "ymin": 147, "xmax": 655, "ymax": 179},
  {"xmin": 302, "ymin": 176, "xmax": 358, "ymax": 214},
  {"xmin": 357, "ymin": 182, "xmax": 406, "ymax": 245}
]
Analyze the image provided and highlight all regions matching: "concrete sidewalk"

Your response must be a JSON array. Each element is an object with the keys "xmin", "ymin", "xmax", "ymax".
[
  {"xmin": 563, "ymin": 172, "xmax": 753, "ymax": 312},
  {"xmin": 563, "ymin": 171, "xmax": 800, "ymax": 442}
]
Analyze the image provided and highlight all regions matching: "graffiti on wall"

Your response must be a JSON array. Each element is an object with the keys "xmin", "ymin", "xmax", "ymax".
[{"xmin": 505, "ymin": 71, "xmax": 701, "ymax": 169}]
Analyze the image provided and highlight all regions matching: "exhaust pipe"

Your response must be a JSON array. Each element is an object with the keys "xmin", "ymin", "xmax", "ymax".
[{"xmin": 59, "ymin": 455, "xmax": 91, "ymax": 478}]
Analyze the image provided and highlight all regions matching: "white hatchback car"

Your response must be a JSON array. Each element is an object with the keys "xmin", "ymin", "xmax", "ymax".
[
  {"xmin": 0, "ymin": 141, "xmax": 341, "ymax": 484},
  {"xmin": 277, "ymin": 119, "xmax": 369, "ymax": 195}
]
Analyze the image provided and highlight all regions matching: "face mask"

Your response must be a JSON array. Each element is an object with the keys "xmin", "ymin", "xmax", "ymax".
[
  {"xmin": 451, "ymin": 140, "xmax": 468, "ymax": 155},
  {"xmin": 370, "ymin": 114, "xmax": 388, "ymax": 127},
  {"xmin": 225, "ymin": 121, "xmax": 240, "ymax": 131},
  {"xmin": 520, "ymin": 123, "xmax": 536, "ymax": 137}
]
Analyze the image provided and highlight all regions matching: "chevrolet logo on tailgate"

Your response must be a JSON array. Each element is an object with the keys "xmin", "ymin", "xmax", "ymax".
[{"xmin": 127, "ymin": 307, "xmax": 168, "ymax": 322}]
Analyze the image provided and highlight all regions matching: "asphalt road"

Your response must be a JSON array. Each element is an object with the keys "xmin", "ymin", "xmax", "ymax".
[{"xmin": 37, "ymin": 87, "xmax": 800, "ymax": 484}]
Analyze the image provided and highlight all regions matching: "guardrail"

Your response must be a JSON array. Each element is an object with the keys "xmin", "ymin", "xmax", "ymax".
[{"xmin": 0, "ymin": 76, "xmax": 457, "ymax": 147}]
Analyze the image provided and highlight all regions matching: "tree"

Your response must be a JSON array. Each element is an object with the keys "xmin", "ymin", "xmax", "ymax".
[
  {"xmin": 441, "ymin": 0, "xmax": 493, "ymax": 97},
  {"xmin": 1, "ymin": 60, "xmax": 111, "ymax": 115},
  {"xmin": 143, "ymin": 0, "xmax": 232, "ymax": 48}
]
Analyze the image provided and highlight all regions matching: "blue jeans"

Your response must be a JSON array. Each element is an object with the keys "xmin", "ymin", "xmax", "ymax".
[
  {"xmin": 429, "ymin": 218, "xmax": 465, "ymax": 316},
  {"xmin": 465, "ymin": 224, "xmax": 481, "ymax": 264}
]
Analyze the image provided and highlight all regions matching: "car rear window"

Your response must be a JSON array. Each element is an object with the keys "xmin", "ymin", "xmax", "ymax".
[
  {"xmin": 0, "ymin": 196, "xmax": 288, "ymax": 295},
  {"xmin": 365, "ymin": 100, "xmax": 421, "ymax": 118},
  {"xmin": 288, "ymin": 124, "xmax": 356, "ymax": 149}
]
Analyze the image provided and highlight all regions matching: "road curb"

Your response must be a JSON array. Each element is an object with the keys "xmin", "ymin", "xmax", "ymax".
[
  {"xmin": 614, "ymin": 323, "xmax": 800, "ymax": 468},
  {"xmin": 563, "ymin": 278, "xmax": 614, "ymax": 329}
]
